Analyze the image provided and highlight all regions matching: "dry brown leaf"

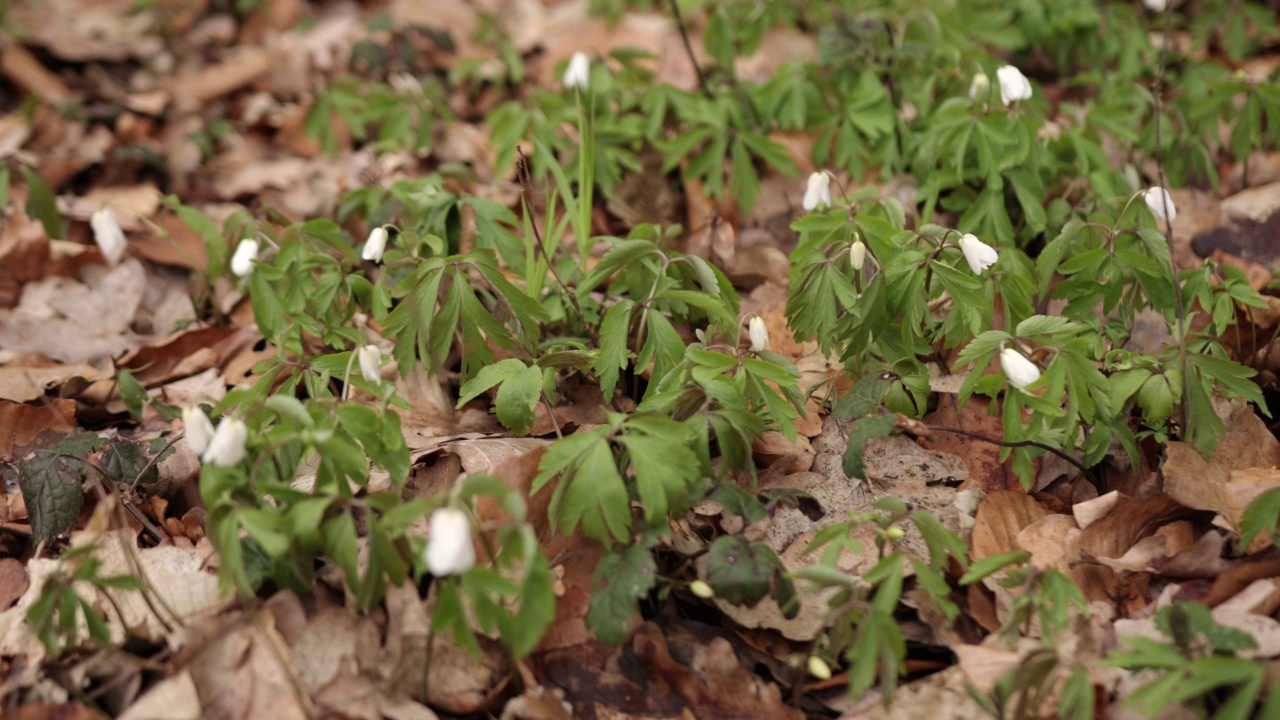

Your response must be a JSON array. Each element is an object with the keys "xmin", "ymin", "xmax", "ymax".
[
  {"xmin": 0, "ymin": 398, "xmax": 77, "ymax": 460},
  {"xmin": 1163, "ymin": 406, "xmax": 1280, "ymax": 553},
  {"xmin": 117, "ymin": 671, "xmax": 201, "ymax": 720},
  {"xmin": 183, "ymin": 610, "xmax": 311, "ymax": 720},
  {"xmin": 971, "ymin": 491, "xmax": 1051, "ymax": 562},
  {"xmin": 1017, "ymin": 513, "xmax": 1080, "ymax": 573}
]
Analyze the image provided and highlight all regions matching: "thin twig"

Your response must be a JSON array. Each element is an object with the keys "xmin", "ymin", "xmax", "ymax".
[
  {"xmin": 128, "ymin": 434, "xmax": 184, "ymax": 495},
  {"xmin": 668, "ymin": 0, "xmax": 711, "ymax": 98},
  {"xmin": 925, "ymin": 425, "xmax": 1101, "ymax": 491}
]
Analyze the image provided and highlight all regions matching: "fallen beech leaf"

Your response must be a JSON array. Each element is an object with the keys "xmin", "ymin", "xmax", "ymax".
[{"xmin": 971, "ymin": 491, "xmax": 1050, "ymax": 562}]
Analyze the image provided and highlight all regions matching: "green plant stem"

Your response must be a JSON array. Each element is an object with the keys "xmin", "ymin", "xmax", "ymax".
[
  {"xmin": 516, "ymin": 146, "xmax": 597, "ymax": 345},
  {"xmin": 1151, "ymin": 6, "xmax": 1192, "ymax": 442}
]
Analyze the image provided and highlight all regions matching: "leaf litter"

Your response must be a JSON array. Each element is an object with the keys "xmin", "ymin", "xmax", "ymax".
[{"xmin": 4, "ymin": 0, "xmax": 1280, "ymax": 718}]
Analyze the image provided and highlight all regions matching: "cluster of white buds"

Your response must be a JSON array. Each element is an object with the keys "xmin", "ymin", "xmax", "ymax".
[{"xmin": 183, "ymin": 407, "xmax": 248, "ymax": 467}]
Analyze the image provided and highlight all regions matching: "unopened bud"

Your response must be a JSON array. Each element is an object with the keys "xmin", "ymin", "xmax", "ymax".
[{"xmin": 807, "ymin": 656, "xmax": 832, "ymax": 680}]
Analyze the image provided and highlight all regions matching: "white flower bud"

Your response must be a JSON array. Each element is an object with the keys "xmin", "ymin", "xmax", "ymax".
[
  {"xmin": 969, "ymin": 72, "xmax": 990, "ymax": 100},
  {"xmin": 202, "ymin": 417, "xmax": 248, "ymax": 467},
  {"xmin": 182, "ymin": 407, "xmax": 216, "ymax": 456},
  {"xmin": 361, "ymin": 226, "xmax": 388, "ymax": 262},
  {"xmin": 563, "ymin": 52, "xmax": 590, "ymax": 90},
  {"xmin": 91, "ymin": 208, "xmax": 127, "ymax": 264},
  {"xmin": 1142, "ymin": 186, "xmax": 1177, "ymax": 223},
  {"xmin": 1144, "ymin": 0, "xmax": 1167, "ymax": 11},
  {"xmin": 689, "ymin": 580, "xmax": 715, "ymax": 598},
  {"xmin": 996, "ymin": 65, "xmax": 1033, "ymax": 106},
  {"xmin": 1000, "ymin": 348, "xmax": 1042, "ymax": 389},
  {"xmin": 802, "ymin": 171, "xmax": 832, "ymax": 211},
  {"xmin": 850, "ymin": 240, "xmax": 867, "ymax": 271},
  {"xmin": 748, "ymin": 316, "xmax": 769, "ymax": 352},
  {"xmin": 230, "ymin": 239, "xmax": 259, "ymax": 277},
  {"xmin": 807, "ymin": 656, "xmax": 833, "ymax": 680},
  {"xmin": 357, "ymin": 345, "xmax": 382, "ymax": 384},
  {"xmin": 958, "ymin": 233, "xmax": 999, "ymax": 275},
  {"xmin": 425, "ymin": 508, "xmax": 476, "ymax": 576}
]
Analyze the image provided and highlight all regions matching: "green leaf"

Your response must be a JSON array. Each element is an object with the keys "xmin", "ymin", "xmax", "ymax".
[
  {"xmin": 842, "ymin": 415, "xmax": 897, "ymax": 479},
  {"xmin": 593, "ymin": 299, "xmax": 635, "ymax": 400},
  {"xmin": 704, "ymin": 536, "xmax": 784, "ymax": 608},
  {"xmin": 22, "ymin": 167, "xmax": 64, "ymax": 240},
  {"xmin": 116, "ymin": 368, "xmax": 148, "ymax": 420},
  {"xmin": 959, "ymin": 550, "xmax": 1030, "ymax": 585},
  {"xmin": 100, "ymin": 439, "xmax": 159, "ymax": 488},
  {"xmin": 585, "ymin": 544, "xmax": 657, "ymax": 645},
  {"xmin": 1239, "ymin": 488, "xmax": 1280, "ymax": 552},
  {"xmin": 494, "ymin": 363, "xmax": 544, "ymax": 435},
  {"xmin": 18, "ymin": 450, "xmax": 85, "ymax": 543},
  {"xmin": 456, "ymin": 358, "xmax": 528, "ymax": 407}
]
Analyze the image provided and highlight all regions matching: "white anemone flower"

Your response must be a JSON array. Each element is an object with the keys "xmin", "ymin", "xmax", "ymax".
[
  {"xmin": 203, "ymin": 417, "xmax": 248, "ymax": 467},
  {"xmin": 958, "ymin": 233, "xmax": 999, "ymax": 275},
  {"xmin": 802, "ymin": 171, "xmax": 832, "ymax": 211},
  {"xmin": 748, "ymin": 316, "xmax": 769, "ymax": 352},
  {"xmin": 1000, "ymin": 348, "xmax": 1042, "ymax": 389},
  {"xmin": 357, "ymin": 345, "xmax": 382, "ymax": 384},
  {"xmin": 362, "ymin": 226, "xmax": 388, "ymax": 262},
  {"xmin": 425, "ymin": 508, "xmax": 476, "ymax": 576},
  {"xmin": 91, "ymin": 208, "xmax": 127, "ymax": 264},
  {"xmin": 563, "ymin": 52, "xmax": 590, "ymax": 90},
  {"xmin": 1142, "ymin": 186, "xmax": 1177, "ymax": 223},
  {"xmin": 230, "ymin": 239, "xmax": 259, "ymax": 277},
  {"xmin": 182, "ymin": 407, "xmax": 215, "ymax": 456},
  {"xmin": 996, "ymin": 65, "xmax": 1033, "ymax": 106}
]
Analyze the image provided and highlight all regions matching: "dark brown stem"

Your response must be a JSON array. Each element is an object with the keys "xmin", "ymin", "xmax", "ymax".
[
  {"xmin": 668, "ymin": 0, "xmax": 711, "ymax": 98},
  {"xmin": 924, "ymin": 425, "xmax": 1100, "ymax": 491}
]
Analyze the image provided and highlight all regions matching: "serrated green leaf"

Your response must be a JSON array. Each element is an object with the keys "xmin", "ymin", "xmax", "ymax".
[
  {"xmin": 959, "ymin": 550, "xmax": 1030, "ymax": 585},
  {"xmin": 495, "ymin": 363, "xmax": 543, "ymax": 435},
  {"xmin": 593, "ymin": 300, "xmax": 634, "ymax": 400},
  {"xmin": 842, "ymin": 415, "xmax": 897, "ymax": 479},
  {"xmin": 18, "ymin": 451, "xmax": 85, "ymax": 543},
  {"xmin": 585, "ymin": 544, "xmax": 657, "ymax": 645},
  {"xmin": 22, "ymin": 167, "xmax": 64, "ymax": 240}
]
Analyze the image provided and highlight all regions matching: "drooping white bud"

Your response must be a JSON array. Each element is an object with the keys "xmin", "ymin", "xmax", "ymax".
[
  {"xmin": 1000, "ymin": 348, "xmax": 1042, "ymax": 389},
  {"xmin": 361, "ymin": 226, "xmax": 388, "ymax": 262},
  {"xmin": 91, "ymin": 208, "xmax": 127, "ymax": 264},
  {"xmin": 958, "ymin": 233, "xmax": 999, "ymax": 275},
  {"xmin": 202, "ymin": 417, "xmax": 248, "ymax": 467},
  {"xmin": 563, "ymin": 52, "xmax": 590, "ymax": 90},
  {"xmin": 357, "ymin": 345, "xmax": 382, "ymax": 384},
  {"xmin": 425, "ymin": 508, "xmax": 476, "ymax": 577},
  {"xmin": 230, "ymin": 239, "xmax": 259, "ymax": 277},
  {"xmin": 996, "ymin": 65, "xmax": 1033, "ymax": 106},
  {"xmin": 182, "ymin": 407, "xmax": 215, "ymax": 456},
  {"xmin": 1142, "ymin": 186, "xmax": 1177, "ymax": 223},
  {"xmin": 802, "ymin": 171, "xmax": 832, "ymax": 211},
  {"xmin": 748, "ymin": 316, "xmax": 769, "ymax": 352}
]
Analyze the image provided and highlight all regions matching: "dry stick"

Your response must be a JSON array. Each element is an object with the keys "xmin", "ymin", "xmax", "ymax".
[
  {"xmin": 1152, "ymin": 8, "xmax": 1192, "ymax": 438},
  {"xmin": 127, "ymin": 434, "xmax": 184, "ymax": 496},
  {"xmin": 515, "ymin": 146, "xmax": 597, "ymax": 345},
  {"xmin": 668, "ymin": 0, "xmax": 712, "ymax": 98},
  {"xmin": 924, "ymin": 425, "xmax": 1101, "ymax": 491}
]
